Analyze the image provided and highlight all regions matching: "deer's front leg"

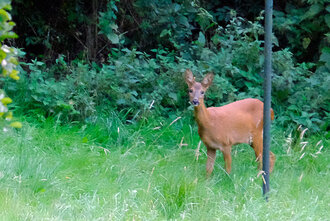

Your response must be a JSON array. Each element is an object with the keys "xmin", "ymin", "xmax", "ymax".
[{"xmin": 206, "ymin": 148, "xmax": 216, "ymax": 177}]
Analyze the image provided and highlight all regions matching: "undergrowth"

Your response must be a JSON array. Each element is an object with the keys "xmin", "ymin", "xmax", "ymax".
[
  {"xmin": 2, "ymin": 13, "xmax": 329, "ymax": 133},
  {"xmin": 0, "ymin": 114, "xmax": 328, "ymax": 220}
]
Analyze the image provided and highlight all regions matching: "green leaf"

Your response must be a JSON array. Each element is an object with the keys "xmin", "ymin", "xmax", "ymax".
[
  {"xmin": 211, "ymin": 34, "xmax": 221, "ymax": 45},
  {"xmin": 1, "ymin": 4, "xmax": 12, "ymax": 11},
  {"xmin": 10, "ymin": 121, "xmax": 22, "ymax": 128},
  {"xmin": 0, "ymin": 49, "xmax": 6, "ymax": 60},
  {"xmin": 325, "ymin": 14, "xmax": 330, "ymax": 28},
  {"xmin": 160, "ymin": 29, "xmax": 171, "ymax": 38},
  {"xmin": 320, "ymin": 47, "xmax": 330, "ymax": 62},
  {"xmin": 107, "ymin": 33, "xmax": 119, "ymax": 44},
  {"xmin": 168, "ymin": 92, "xmax": 177, "ymax": 101},
  {"xmin": 0, "ymin": 9, "xmax": 10, "ymax": 22},
  {"xmin": 197, "ymin": 32, "xmax": 206, "ymax": 47},
  {"xmin": 302, "ymin": 4, "xmax": 323, "ymax": 20},
  {"xmin": 302, "ymin": 38, "xmax": 311, "ymax": 49},
  {"xmin": 326, "ymin": 5, "xmax": 330, "ymax": 13},
  {"xmin": 116, "ymin": 98, "xmax": 126, "ymax": 105},
  {"xmin": 82, "ymin": 137, "xmax": 88, "ymax": 143},
  {"xmin": 320, "ymin": 47, "xmax": 330, "ymax": 69},
  {"xmin": 109, "ymin": 22, "xmax": 118, "ymax": 31},
  {"xmin": 173, "ymin": 3, "xmax": 181, "ymax": 12},
  {"xmin": 178, "ymin": 15, "xmax": 189, "ymax": 27},
  {"xmin": 131, "ymin": 90, "xmax": 138, "ymax": 97}
]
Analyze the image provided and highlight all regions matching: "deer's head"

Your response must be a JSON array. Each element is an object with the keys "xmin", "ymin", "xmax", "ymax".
[{"xmin": 184, "ymin": 69, "xmax": 214, "ymax": 106}]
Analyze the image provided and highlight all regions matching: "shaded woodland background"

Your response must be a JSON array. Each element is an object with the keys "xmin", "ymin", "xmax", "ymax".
[
  {"xmin": 1, "ymin": 0, "xmax": 329, "ymax": 133},
  {"xmin": 10, "ymin": 0, "xmax": 329, "ymax": 63}
]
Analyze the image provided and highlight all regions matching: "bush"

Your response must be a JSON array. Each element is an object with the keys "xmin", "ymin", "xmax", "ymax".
[
  {"xmin": 0, "ymin": 0, "xmax": 21, "ymax": 129},
  {"xmin": 4, "ymin": 14, "xmax": 328, "ymax": 133}
]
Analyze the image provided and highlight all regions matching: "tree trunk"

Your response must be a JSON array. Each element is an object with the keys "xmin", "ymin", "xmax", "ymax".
[{"xmin": 86, "ymin": 0, "xmax": 98, "ymax": 61}]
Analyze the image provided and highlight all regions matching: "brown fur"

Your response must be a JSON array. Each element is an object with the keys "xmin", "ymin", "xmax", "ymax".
[{"xmin": 184, "ymin": 69, "xmax": 275, "ymax": 176}]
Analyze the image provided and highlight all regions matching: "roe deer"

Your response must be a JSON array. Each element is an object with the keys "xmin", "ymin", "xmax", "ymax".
[{"xmin": 184, "ymin": 69, "xmax": 275, "ymax": 176}]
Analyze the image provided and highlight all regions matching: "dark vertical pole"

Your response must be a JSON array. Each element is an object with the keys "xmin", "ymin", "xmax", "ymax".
[{"xmin": 263, "ymin": 0, "xmax": 273, "ymax": 199}]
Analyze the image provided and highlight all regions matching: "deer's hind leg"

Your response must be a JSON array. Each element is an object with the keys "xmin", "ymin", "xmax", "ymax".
[
  {"xmin": 251, "ymin": 132, "xmax": 263, "ymax": 170},
  {"xmin": 251, "ymin": 131, "xmax": 275, "ymax": 172},
  {"xmin": 222, "ymin": 146, "xmax": 232, "ymax": 174}
]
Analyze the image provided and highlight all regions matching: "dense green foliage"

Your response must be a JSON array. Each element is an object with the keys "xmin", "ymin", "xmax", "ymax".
[
  {"xmin": 0, "ymin": 116, "xmax": 329, "ymax": 219},
  {"xmin": 3, "ymin": 0, "xmax": 329, "ymax": 133},
  {"xmin": 5, "ymin": 15, "xmax": 329, "ymax": 132},
  {"xmin": 274, "ymin": 1, "xmax": 329, "ymax": 62},
  {"xmin": 11, "ymin": 0, "xmax": 329, "ymax": 63}
]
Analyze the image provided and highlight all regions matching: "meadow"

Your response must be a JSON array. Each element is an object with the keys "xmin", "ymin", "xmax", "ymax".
[
  {"xmin": 0, "ymin": 0, "xmax": 329, "ymax": 220},
  {"xmin": 0, "ymin": 113, "xmax": 328, "ymax": 220}
]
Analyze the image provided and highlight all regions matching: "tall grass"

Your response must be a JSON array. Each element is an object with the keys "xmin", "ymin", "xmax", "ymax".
[{"xmin": 0, "ymin": 113, "xmax": 329, "ymax": 220}]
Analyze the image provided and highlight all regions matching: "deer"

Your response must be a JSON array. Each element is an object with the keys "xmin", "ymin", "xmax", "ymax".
[{"xmin": 184, "ymin": 69, "xmax": 275, "ymax": 176}]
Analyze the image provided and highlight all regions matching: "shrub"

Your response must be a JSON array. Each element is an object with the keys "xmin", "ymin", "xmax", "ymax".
[
  {"xmin": 4, "ymin": 13, "xmax": 328, "ymax": 133},
  {"xmin": 0, "ymin": 0, "xmax": 21, "ymax": 129}
]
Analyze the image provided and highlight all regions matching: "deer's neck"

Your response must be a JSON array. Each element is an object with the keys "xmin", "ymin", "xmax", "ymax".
[{"xmin": 194, "ymin": 100, "xmax": 210, "ymax": 128}]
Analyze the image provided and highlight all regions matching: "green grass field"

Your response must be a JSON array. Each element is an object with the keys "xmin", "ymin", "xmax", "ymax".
[{"xmin": 0, "ymin": 114, "xmax": 329, "ymax": 220}]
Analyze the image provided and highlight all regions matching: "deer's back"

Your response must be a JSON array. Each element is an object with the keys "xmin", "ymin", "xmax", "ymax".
[{"xmin": 208, "ymin": 98, "xmax": 264, "ymax": 124}]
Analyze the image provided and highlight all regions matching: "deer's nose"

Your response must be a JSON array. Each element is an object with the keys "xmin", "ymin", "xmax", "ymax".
[{"xmin": 192, "ymin": 99, "xmax": 199, "ymax": 106}]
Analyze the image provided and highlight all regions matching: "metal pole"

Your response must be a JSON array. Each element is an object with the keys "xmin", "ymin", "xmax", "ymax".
[{"xmin": 263, "ymin": 0, "xmax": 273, "ymax": 199}]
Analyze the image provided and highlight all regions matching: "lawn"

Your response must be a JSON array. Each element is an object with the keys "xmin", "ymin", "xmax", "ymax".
[{"xmin": 0, "ymin": 114, "xmax": 329, "ymax": 220}]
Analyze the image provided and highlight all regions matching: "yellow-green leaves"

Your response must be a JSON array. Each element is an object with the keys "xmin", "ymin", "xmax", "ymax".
[
  {"xmin": 0, "ymin": 1, "xmax": 21, "ymax": 130},
  {"xmin": 1, "ymin": 97, "xmax": 12, "ymax": 105},
  {"xmin": 10, "ymin": 121, "xmax": 22, "ymax": 128},
  {"xmin": 9, "ymin": 69, "xmax": 19, "ymax": 80},
  {"xmin": 0, "ymin": 91, "xmax": 8, "ymax": 113},
  {"xmin": 1, "ymin": 45, "xmax": 19, "ymax": 78},
  {"xmin": 0, "ymin": 3, "xmax": 18, "ymax": 41},
  {"xmin": 0, "ymin": 92, "xmax": 13, "ymax": 122}
]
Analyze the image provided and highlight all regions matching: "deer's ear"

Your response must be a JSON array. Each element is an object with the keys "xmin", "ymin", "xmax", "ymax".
[
  {"xmin": 201, "ymin": 72, "xmax": 214, "ymax": 89},
  {"xmin": 184, "ymin": 69, "xmax": 195, "ymax": 87}
]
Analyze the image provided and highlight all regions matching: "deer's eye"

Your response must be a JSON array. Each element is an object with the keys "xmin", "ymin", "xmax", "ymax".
[
  {"xmin": 189, "ymin": 89, "xmax": 193, "ymax": 93},
  {"xmin": 201, "ymin": 91, "xmax": 204, "ymax": 94}
]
